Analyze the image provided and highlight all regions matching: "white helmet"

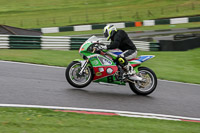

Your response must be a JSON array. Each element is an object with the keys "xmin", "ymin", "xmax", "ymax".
[{"xmin": 103, "ymin": 25, "xmax": 117, "ymax": 41}]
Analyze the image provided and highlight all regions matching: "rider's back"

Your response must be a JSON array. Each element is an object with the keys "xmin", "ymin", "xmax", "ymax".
[{"xmin": 109, "ymin": 30, "xmax": 137, "ymax": 52}]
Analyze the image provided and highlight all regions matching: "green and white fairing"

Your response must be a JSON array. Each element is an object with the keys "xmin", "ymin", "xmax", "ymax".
[
  {"xmin": 78, "ymin": 36, "xmax": 150, "ymax": 85},
  {"xmin": 78, "ymin": 36, "xmax": 123, "ymax": 84}
]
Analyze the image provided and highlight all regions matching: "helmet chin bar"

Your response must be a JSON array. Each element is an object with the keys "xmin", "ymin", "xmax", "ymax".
[
  {"xmin": 104, "ymin": 29, "xmax": 109, "ymax": 38},
  {"xmin": 103, "ymin": 25, "xmax": 117, "ymax": 40}
]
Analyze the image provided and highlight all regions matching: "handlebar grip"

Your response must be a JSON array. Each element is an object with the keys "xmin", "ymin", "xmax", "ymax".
[{"xmin": 92, "ymin": 47, "xmax": 97, "ymax": 53}]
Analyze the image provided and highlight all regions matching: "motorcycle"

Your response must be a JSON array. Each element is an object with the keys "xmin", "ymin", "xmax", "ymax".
[{"xmin": 65, "ymin": 36, "xmax": 157, "ymax": 95}]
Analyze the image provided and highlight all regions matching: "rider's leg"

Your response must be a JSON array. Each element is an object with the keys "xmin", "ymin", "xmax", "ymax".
[{"xmin": 119, "ymin": 50, "xmax": 142, "ymax": 81}]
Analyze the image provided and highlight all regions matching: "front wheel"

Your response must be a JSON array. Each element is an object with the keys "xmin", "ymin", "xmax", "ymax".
[
  {"xmin": 65, "ymin": 61, "xmax": 93, "ymax": 88},
  {"xmin": 129, "ymin": 67, "xmax": 157, "ymax": 95}
]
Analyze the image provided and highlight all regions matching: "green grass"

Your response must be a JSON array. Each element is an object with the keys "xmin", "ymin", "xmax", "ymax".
[
  {"xmin": 0, "ymin": 48, "xmax": 200, "ymax": 84},
  {"xmin": 0, "ymin": 49, "xmax": 80, "ymax": 67},
  {"xmin": 0, "ymin": 0, "xmax": 200, "ymax": 29},
  {"xmin": 44, "ymin": 22, "xmax": 200, "ymax": 36},
  {"xmin": 141, "ymin": 48, "xmax": 200, "ymax": 84},
  {"xmin": 0, "ymin": 107, "xmax": 199, "ymax": 133}
]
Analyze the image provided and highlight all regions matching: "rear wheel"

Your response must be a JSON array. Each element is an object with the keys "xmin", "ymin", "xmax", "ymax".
[
  {"xmin": 129, "ymin": 67, "xmax": 157, "ymax": 95},
  {"xmin": 65, "ymin": 61, "xmax": 93, "ymax": 88}
]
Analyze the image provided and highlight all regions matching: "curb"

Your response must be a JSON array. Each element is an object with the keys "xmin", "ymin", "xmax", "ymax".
[
  {"xmin": 32, "ymin": 16, "xmax": 200, "ymax": 33},
  {"xmin": 0, "ymin": 104, "xmax": 200, "ymax": 123}
]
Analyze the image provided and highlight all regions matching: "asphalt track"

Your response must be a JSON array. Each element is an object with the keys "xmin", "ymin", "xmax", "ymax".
[{"xmin": 0, "ymin": 61, "xmax": 199, "ymax": 118}]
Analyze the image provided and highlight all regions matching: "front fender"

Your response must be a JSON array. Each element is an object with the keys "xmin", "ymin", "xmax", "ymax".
[{"xmin": 74, "ymin": 59, "xmax": 85, "ymax": 62}]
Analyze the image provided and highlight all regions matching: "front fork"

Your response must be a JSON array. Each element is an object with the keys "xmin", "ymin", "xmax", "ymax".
[
  {"xmin": 79, "ymin": 48, "xmax": 96, "ymax": 75},
  {"xmin": 78, "ymin": 59, "xmax": 89, "ymax": 75}
]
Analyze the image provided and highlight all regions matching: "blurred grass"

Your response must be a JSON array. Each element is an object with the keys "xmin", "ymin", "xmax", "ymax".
[
  {"xmin": 0, "ymin": 0, "xmax": 200, "ymax": 28},
  {"xmin": 0, "ymin": 48, "xmax": 199, "ymax": 84},
  {"xmin": 0, "ymin": 107, "xmax": 200, "ymax": 133}
]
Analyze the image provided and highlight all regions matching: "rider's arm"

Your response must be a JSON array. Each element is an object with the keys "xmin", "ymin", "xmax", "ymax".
[{"xmin": 107, "ymin": 33, "xmax": 122, "ymax": 49}]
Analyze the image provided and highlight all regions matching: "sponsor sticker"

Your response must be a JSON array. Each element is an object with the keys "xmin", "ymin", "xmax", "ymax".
[
  {"xmin": 102, "ymin": 58, "xmax": 112, "ymax": 65},
  {"xmin": 98, "ymin": 68, "xmax": 104, "ymax": 72},
  {"xmin": 92, "ymin": 60, "xmax": 99, "ymax": 65},
  {"xmin": 96, "ymin": 72, "xmax": 102, "ymax": 76}
]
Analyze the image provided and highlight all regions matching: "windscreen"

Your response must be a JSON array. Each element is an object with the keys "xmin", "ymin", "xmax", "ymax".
[{"xmin": 85, "ymin": 35, "xmax": 99, "ymax": 43}]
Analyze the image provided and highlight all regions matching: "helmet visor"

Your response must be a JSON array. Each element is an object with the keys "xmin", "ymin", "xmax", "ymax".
[{"xmin": 104, "ymin": 29, "xmax": 109, "ymax": 38}]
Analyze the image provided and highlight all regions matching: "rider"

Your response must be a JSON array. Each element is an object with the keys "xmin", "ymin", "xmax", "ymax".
[{"xmin": 101, "ymin": 25, "xmax": 142, "ymax": 81}]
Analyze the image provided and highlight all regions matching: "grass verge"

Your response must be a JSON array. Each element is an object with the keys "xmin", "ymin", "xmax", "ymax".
[
  {"xmin": 0, "ymin": 48, "xmax": 199, "ymax": 84},
  {"xmin": 0, "ymin": 107, "xmax": 199, "ymax": 133},
  {"xmin": 0, "ymin": 50, "xmax": 79, "ymax": 67}
]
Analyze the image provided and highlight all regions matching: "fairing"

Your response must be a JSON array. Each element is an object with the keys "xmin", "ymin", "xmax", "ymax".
[{"xmin": 76, "ymin": 36, "xmax": 154, "ymax": 85}]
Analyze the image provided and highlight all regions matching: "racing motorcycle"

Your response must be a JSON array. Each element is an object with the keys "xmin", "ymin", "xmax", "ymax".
[{"xmin": 65, "ymin": 36, "xmax": 157, "ymax": 95}]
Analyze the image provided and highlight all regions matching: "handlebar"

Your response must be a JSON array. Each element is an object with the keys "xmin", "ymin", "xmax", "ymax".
[
  {"xmin": 92, "ymin": 47, "xmax": 97, "ymax": 53},
  {"xmin": 92, "ymin": 42, "xmax": 106, "ymax": 53}
]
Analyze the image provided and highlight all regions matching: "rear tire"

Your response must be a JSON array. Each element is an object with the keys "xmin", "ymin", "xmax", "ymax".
[
  {"xmin": 129, "ymin": 67, "xmax": 157, "ymax": 95},
  {"xmin": 65, "ymin": 61, "xmax": 93, "ymax": 88}
]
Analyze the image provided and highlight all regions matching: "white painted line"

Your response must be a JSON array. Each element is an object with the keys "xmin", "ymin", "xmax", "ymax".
[
  {"xmin": 118, "ymin": 114, "xmax": 181, "ymax": 121},
  {"xmin": 0, "ymin": 104, "xmax": 200, "ymax": 122},
  {"xmin": 158, "ymin": 79, "xmax": 200, "ymax": 87}
]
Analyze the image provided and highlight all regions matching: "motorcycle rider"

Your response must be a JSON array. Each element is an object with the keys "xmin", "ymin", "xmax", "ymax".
[{"xmin": 100, "ymin": 25, "xmax": 142, "ymax": 81}]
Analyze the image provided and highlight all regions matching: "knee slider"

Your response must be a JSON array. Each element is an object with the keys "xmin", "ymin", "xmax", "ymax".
[{"xmin": 118, "ymin": 57, "xmax": 125, "ymax": 64}]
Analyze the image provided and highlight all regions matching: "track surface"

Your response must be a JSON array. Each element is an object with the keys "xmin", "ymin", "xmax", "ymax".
[{"xmin": 0, "ymin": 61, "xmax": 199, "ymax": 118}]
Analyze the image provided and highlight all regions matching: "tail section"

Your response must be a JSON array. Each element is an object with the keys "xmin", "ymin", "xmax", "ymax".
[
  {"xmin": 138, "ymin": 55, "xmax": 155, "ymax": 63},
  {"xmin": 129, "ymin": 55, "xmax": 155, "ymax": 67}
]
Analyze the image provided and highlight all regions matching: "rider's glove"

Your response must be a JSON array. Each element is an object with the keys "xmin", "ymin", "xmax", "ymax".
[{"xmin": 99, "ymin": 45, "xmax": 107, "ymax": 50}]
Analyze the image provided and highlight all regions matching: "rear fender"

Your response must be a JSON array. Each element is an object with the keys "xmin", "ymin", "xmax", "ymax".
[{"xmin": 133, "ymin": 65, "xmax": 140, "ymax": 73}]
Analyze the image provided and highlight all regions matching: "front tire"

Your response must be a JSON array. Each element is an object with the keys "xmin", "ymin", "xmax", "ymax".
[
  {"xmin": 65, "ymin": 61, "xmax": 93, "ymax": 88},
  {"xmin": 129, "ymin": 67, "xmax": 157, "ymax": 95}
]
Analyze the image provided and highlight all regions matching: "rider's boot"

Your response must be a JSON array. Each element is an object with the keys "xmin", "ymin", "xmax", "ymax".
[{"xmin": 124, "ymin": 63, "xmax": 142, "ymax": 81}]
